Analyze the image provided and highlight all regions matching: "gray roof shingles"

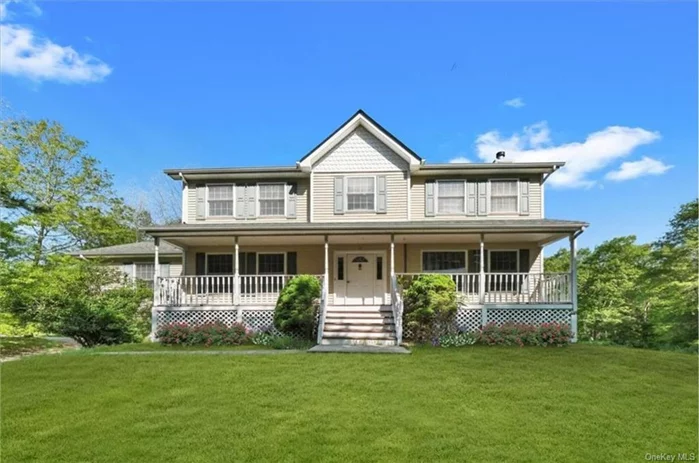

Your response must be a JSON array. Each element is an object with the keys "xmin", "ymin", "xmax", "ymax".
[{"xmin": 71, "ymin": 241, "xmax": 182, "ymax": 257}]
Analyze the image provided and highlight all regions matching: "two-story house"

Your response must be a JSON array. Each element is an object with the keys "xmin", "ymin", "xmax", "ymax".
[
  {"xmin": 77, "ymin": 110, "xmax": 587, "ymax": 346},
  {"xmin": 139, "ymin": 110, "xmax": 587, "ymax": 346}
]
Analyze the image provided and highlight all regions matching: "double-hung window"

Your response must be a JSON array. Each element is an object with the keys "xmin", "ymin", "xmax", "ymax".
[
  {"xmin": 208, "ymin": 185, "xmax": 234, "ymax": 216},
  {"xmin": 207, "ymin": 254, "xmax": 233, "ymax": 275},
  {"xmin": 422, "ymin": 251, "xmax": 467, "ymax": 273},
  {"xmin": 490, "ymin": 180, "xmax": 518, "ymax": 213},
  {"xmin": 437, "ymin": 181, "xmax": 465, "ymax": 214},
  {"xmin": 135, "ymin": 263, "xmax": 155, "ymax": 282},
  {"xmin": 346, "ymin": 177, "xmax": 375, "ymax": 211},
  {"xmin": 259, "ymin": 184, "xmax": 285, "ymax": 216},
  {"xmin": 258, "ymin": 253, "xmax": 285, "ymax": 274}
]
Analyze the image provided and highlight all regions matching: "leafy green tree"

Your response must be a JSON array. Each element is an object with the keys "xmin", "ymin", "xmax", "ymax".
[
  {"xmin": 274, "ymin": 275, "xmax": 321, "ymax": 340},
  {"xmin": 0, "ymin": 118, "xmax": 138, "ymax": 262}
]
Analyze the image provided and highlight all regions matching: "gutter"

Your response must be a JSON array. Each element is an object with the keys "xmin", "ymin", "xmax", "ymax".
[{"xmin": 542, "ymin": 164, "xmax": 563, "ymax": 184}]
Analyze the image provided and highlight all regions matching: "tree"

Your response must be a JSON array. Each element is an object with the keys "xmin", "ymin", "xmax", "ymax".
[{"xmin": 0, "ymin": 118, "xmax": 138, "ymax": 262}]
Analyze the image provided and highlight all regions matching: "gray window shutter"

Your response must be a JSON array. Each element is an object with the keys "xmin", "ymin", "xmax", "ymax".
[
  {"xmin": 247, "ymin": 184, "xmax": 257, "ymax": 218},
  {"xmin": 334, "ymin": 177, "xmax": 344, "ymax": 215},
  {"xmin": 235, "ymin": 185, "xmax": 246, "ymax": 218},
  {"xmin": 519, "ymin": 249, "xmax": 530, "ymax": 273},
  {"xmin": 286, "ymin": 183, "xmax": 297, "ymax": 218},
  {"xmin": 377, "ymin": 175, "xmax": 387, "ymax": 214},
  {"xmin": 246, "ymin": 252, "xmax": 257, "ymax": 275},
  {"xmin": 195, "ymin": 253, "xmax": 206, "ymax": 275},
  {"xmin": 425, "ymin": 180, "xmax": 435, "ymax": 217},
  {"xmin": 477, "ymin": 180, "xmax": 488, "ymax": 216},
  {"xmin": 287, "ymin": 252, "xmax": 297, "ymax": 275},
  {"xmin": 520, "ymin": 179, "xmax": 530, "ymax": 215},
  {"xmin": 466, "ymin": 181, "xmax": 477, "ymax": 216},
  {"xmin": 196, "ymin": 184, "xmax": 206, "ymax": 219}
]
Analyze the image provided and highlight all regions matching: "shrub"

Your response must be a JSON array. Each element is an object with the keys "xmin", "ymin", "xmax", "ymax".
[
  {"xmin": 273, "ymin": 275, "xmax": 321, "ymax": 340},
  {"xmin": 402, "ymin": 274, "xmax": 458, "ymax": 343},
  {"xmin": 0, "ymin": 312, "xmax": 44, "ymax": 337},
  {"xmin": 157, "ymin": 322, "xmax": 251, "ymax": 346},
  {"xmin": 438, "ymin": 331, "xmax": 477, "ymax": 348},
  {"xmin": 477, "ymin": 322, "xmax": 572, "ymax": 347}
]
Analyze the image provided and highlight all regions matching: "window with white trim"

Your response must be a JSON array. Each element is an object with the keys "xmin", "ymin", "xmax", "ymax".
[
  {"xmin": 135, "ymin": 263, "xmax": 155, "ymax": 281},
  {"xmin": 490, "ymin": 180, "xmax": 518, "ymax": 213},
  {"xmin": 489, "ymin": 251, "xmax": 518, "ymax": 272},
  {"xmin": 208, "ymin": 185, "xmax": 234, "ymax": 216},
  {"xmin": 258, "ymin": 253, "xmax": 285, "ymax": 274},
  {"xmin": 207, "ymin": 254, "xmax": 233, "ymax": 274},
  {"xmin": 437, "ymin": 181, "xmax": 465, "ymax": 214},
  {"xmin": 422, "ymin": 252, "xmax": 467, "ymax": 273},
  {"xmin": 346, "ymin": 177, "xmax": 375, "ymax": 211},
  {"xmin": 259, "ymin": 184, "xmax": 285, "ymax": 216}
]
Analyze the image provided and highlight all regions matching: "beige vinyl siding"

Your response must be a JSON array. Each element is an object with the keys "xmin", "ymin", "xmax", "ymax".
[
  {"xmin": 187, "ymin": 179, "xmax": 309, "ymax": 223},
  {"xmin": 410, "ymin": 175, "xmax": 542, "ymax": 220},
  {"xmin": 184, "ymin": 245, "xmax": 324, "ymax": 276},
  {"xmin": 312, "ymin": 172, "xmax": 408, "ymax": 222}
]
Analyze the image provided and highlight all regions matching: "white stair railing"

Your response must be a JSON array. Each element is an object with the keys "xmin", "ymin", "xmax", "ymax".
[
  {"xmin": 390, "ymin": 274, "xmax": 403, "ymax": 345},
  {"xmin": 316, "ymin": 275, "xmax": 328, "ymax": 345}
]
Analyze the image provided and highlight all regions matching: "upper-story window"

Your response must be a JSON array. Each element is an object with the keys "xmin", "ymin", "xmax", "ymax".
[
  {"xmin": 208, "ymin": 185, "xmax": 234, "ymax": 216},
  {"xmin": 437, "ymin": 181, "xmax": 465, "ymax": 214},
  {"xmin": 259, "ymin": 183, "xmax": 285, "ymax": 216},
  {"xmin": 490, "ymin": 180, "xmax": 518, "ymax": 213},
  {"xmin": 346, "ymin": 177, "xmax": 375, "ymax": 211}
]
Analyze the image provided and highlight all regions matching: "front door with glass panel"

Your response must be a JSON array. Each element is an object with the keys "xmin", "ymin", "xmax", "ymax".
[{"xmin": 346, "ymin": 254, "xmax": 375, "ymax": 305}]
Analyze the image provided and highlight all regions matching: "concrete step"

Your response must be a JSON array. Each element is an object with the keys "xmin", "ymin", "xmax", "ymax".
[
  {"xmin": 325, "ymin": 315, "xmax": 394, "ymax": 323},
  {"xmin": 320, "ymin": 338, "xmax": 397, "ymax": 347},
  {"xmin": 322, "ymin": 331, "xmax": 396, "ymax": 340},
  {"xmin": 324, "ymin": 318, "xmax": 394, "ymax": 326},
  {"xmin": 323, "ymin": 324, "xmax": 394, "ymax": 333},
  {"xmin": 327, "ymin": 305, "xmax": 392, "ymax": 313}
]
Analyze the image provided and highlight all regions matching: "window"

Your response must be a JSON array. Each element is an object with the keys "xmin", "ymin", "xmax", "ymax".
[
  {"xmin": 437, "ymin": 181, "xmax": 465, "ymax": 214},
  {"xmin": 259, "ymin": 184, "xmax": 285, "ymax": 216},
  {"xmin": 376, "ymin": 256, "xmax": 383, "ymax": 280},
  {"xmin": 489, "ymin": 251, "xmax": 518, "ymax": 272},
  {"xmin": 208, "ymin": 185, "xmax": 234, "ymax": 216},
  {"xmin": 135, "ymin": 263, "xmax": 155, "ymax": 281},
  {"xmin": 207, "ymin": 254, "xmax": 233, "ymax": 274},
  {"xmin": 490, "ymin": 180, "xmax": 518, "ymax": 213},
  {"xmin": 422, "ymin": 252, "xmax": 466, "ymax": 273},
  {"xmin": 258, "ymin": 253, "xmax": 285, "ymax": 274},
  {"xmin": 337, "ymin": 257, "xmax": 344, "ymax": 281},
  {"xmin": 346, "ymin": 177, "xmax": 375, "ymax": 211}
]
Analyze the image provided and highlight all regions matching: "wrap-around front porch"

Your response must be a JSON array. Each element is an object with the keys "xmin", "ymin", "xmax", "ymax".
[{"xmin": 149, "ymin": 228, "xmax": 582, "ymax": 344}]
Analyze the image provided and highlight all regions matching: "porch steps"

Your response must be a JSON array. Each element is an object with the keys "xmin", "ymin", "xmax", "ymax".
[{"xmin": 321, "ymin": 305, "xmax": 397, "ymax": 346}]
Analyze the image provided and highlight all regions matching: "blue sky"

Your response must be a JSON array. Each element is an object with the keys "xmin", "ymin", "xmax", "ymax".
[{"xmin": 1, "ymin": 1, "xmax": 696, "ymax": 251}]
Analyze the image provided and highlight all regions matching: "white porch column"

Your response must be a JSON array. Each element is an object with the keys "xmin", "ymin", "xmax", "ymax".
[
  {"xmin": 234, "ymin": 237, "xmax": 240, "ymax": 308},
  {"xmin": 153, "ymin": 237, "xmax": 160, "ymax": 303},
  {"xmin": 324, "ymin": 235, "xmax": 329, "ymax": 281},
  {"xmin": 570, "ymin": 234, "xmax": 578, "ymax": 342},
  {"xmin": 479, "ymin": 233, "xmax": 487, "ymax": 325},
  {"xmin": 390, "ymin": 234, "xmax": 395, "ymax": 278}
]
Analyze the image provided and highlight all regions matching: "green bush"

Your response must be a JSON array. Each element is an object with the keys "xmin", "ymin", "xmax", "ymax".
[
  {"xmin": 403, "ymin": 274, "xmax": 458, "ymax": 343},
  {"xmin": 157, "ymin": 322, "xmax": 251, "ymax": 346},
  {"xmin": 0, "ymin": 312, "xmax": 44, "ymax": 337},
  {"xmin": 438, "ymin": 331, "xmax": 477, "ymax": 347},
  {"xmin": 273, "ymin": 275, "xmax": 320, "ymax": 340},
  {"xmin": 251, "ymin": 331, "xmax": 313, "ymax": 350}
]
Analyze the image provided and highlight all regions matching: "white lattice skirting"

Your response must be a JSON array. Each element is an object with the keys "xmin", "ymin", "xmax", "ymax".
[
  {"xmin": 156, "ymin": 309, "xmax": 282, "ymax": 334},
  {"xmin": 404, "ymin": 307, "xmax": 573, "ymax": 340}
]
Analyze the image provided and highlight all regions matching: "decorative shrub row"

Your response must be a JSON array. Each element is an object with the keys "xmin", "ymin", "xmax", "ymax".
[
  {"xmin": 156, "ymin": 322, "xmax": 251, "ymax": 346},
  {"xmin": 436, "ymin": 322, "xmax": 573, "ymax": 347},
  {"xmin": 251, "ymin": 332, "xmax": 314, "ymax": 350}
]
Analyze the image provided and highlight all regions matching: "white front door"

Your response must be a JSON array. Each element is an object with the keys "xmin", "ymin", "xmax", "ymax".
[{"xmin": 346, "ymin": 254, "xmax": 375, "ymax": 305}]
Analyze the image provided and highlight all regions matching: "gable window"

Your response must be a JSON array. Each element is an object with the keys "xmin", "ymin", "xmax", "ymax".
[
  {"xmin": 346, "ymin": 177, "xmax": 375, "ymax": 211},
  {"xmin": 422, "ymin": 252, "xmax": 467, "ymax": 273},
  {"xmin": 207, "ymin": 254, "xmax": 233, "ymax": 274},
  {"xmin": 135, "ymin": 263, "xmax": 155, "ymax": 282},
  {"xmin": 259, "ymin": 184, "xmax": 285, "ymax": 216},
  {"xmin": 208, "ymin": 185, "xmax": 234, "ymax": 216},
  {"xmin": 437, "ymin": 181, "xmax": 465, "ymax": 214},
  {"xmin": 490, "ymin": 180, "xmax": 518, "ymax": 213},
  {"xmin": 258, "ymin": 253, "xmax": 285, "ymax": 274}
]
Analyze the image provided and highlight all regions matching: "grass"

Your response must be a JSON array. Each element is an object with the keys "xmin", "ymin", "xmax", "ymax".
[
  {"xmin": 83, "ymin": 343, "xmax": 274, "ymax": 353},
  {"xmin": 2, "ymin": 345, "xmax": 696, "ymax": 462},
  {"xmin": 0, "ymin": 337, "xmax": 62, "ymax": 358}
]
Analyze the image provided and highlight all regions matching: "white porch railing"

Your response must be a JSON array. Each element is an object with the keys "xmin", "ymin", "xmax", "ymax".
[
  {"xmin": 395, "ymin": 272, "xmax": 572, "ymax": 304},
  {"xmin": 156, "ymin": 275, "xmax": 313, "ymax": 307},
  {"xmin": 316, "ymin": 275, "xmax": 328, "ymax": 345},
  {"xmin": 390, "ymin": 274, "xmax": 404, "ymax": 345}
]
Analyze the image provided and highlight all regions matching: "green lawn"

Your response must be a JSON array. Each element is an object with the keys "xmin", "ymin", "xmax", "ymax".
[
  {"xmin": 0, "ymin": 337, "xmax": 63, "ymax": 358},
  {"xmin": 2, "ymin": 345, "xmax": 696, "ymax": 463},
  {"xmin": 84, "ymin": 342, "xmax": 274, "ymax": 352}
]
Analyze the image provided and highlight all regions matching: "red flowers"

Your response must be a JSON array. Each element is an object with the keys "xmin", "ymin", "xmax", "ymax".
[{"xmin": 476, "ymin": 322, "xmax": 572, "ymax": 347}]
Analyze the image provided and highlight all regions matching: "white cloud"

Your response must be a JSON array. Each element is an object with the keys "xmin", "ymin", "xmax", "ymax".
[
  {"xmin": 475, "ymin": 121, "xmax": 661, "ymax": 188},
  {"xmin": 605, "ymin": 156, "xmax": 673, "ymax": 181},
  {"xmin": 504, "ymin": 97, "xmax": 525, "ymax": 109},
  {"xmin": 0, "ymin": 24, "xmax": 112, "ymax": 83},
  {"xmin": 449, "ymin": 156, "xmax": 471, "ymax": 163},
  {"xmin": 0, "ymin": 0, "xmax": 41, "ymax": 21}
]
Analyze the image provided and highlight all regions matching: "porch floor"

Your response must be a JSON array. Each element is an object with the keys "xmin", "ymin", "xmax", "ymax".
[{"xmin": 308, "ymin": 345, "xmax": 410, "ymax": 354}]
